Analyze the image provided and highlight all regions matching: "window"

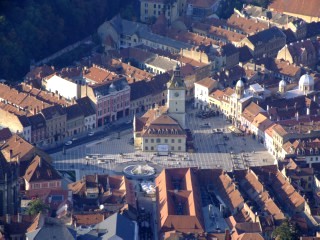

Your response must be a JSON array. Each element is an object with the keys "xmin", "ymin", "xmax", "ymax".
[
  {"xmin": 171, "ymin": 146, "xmax": 174, "ymax": 151},
  {"xmin": 154, "ymin": 4, "xmax": 156, "ymax": 8},
  {"xmin": 151, "ymin": 139, "xmax": 154, "ymax": 143},
  {"xmin": 171, "ymin": 139, "xmax": 175, "ymax": 143},
  {"xmin": 145, "ymin": 139, "xmax": 148, "ymax": 143},
  {"xmin": 145, "ymin": 146, "xmax": 148, "ymax": 151},
  {"xmin": 156, "ymin": 138, "xmax": 161, "ymax": 143},
  {"xmin": 178, "ymin": 139, "xmax": 182, "ymax": 143},
  {"xmin": 34, "ymin": 183, "xmax": 40, "ymax": 189},
  {"xmin": 151, "ymin": 146, "xmax": 154, "ymax": 150},
  {"xmin": 178, "ymin": 146, "xmax": 181, "ymax": 150},
  {"xmin": 165, "ymin": 139, "xmax": 168, "ymax": 143},
  {"xmin": 49, "ymin": 182, "xmax": 56, "ymax": 187}
]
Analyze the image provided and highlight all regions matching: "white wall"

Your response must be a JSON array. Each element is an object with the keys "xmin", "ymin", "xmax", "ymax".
[
  {"xmin": 46, "ymin": 75, "xmax": 78, "ymax": 100},
  {"xmin": 194, "ymin": 83, "xmax": 209, "ymax": 109}
]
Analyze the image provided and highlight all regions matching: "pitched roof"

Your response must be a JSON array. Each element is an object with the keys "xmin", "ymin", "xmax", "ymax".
[
  {"xmin": 26, "ymin": 215, "xmax": 76, "ymax": 240},
  {"xmin": 73, "ymin": 213, "xmax": 105, "ymax": 226},
  {"xmin": 41, "ymin": 105, "xmax": 66, "ymax": 120},
  {"xmin": 28, "ymin": 114, "xmax": 46, "ymax": 131},
  {"xmin": 93, "ymin": 213, "xmax": 135, "ymax": 239},
  {"xmin": 246, "ymin": 27, "xmax": 285, "ymax": 46},
  {"xmin": 227, "ymin": 13, "xmax": 269, "ymax": 35},
  {"xmin": 255, "ymin": 58, "xmax": 301, "ymax": 77},
  {"xmin": 269, "ymin": 0, "xmax": 320, "ymax": 18},
  {"xmin": 0, "ymin": 134, "xmax": 35, "ymax": 162},
  {"xmin": 0, "ymin": 214, "xmax": 36, "ymax": 236},
  {"xmin": 24, "ymin": 155, "xmax": 62, "ymax": 183},
  {"xmin": 195, "ymin": 77, "xmax": 217, "ymax": 90},
  {"xmin": 83, "ymin": 65, "xmax": 118, "ymax": 83},
  {"xmin": 0, "ymin": 128, "xmax": 12, "ymax": 142},
  {"xmin": 156, "ymin": 168, "xmax": 204, "ymax": 234},
  {"xmin": 65, "ymin": 104, "xmax": 84, "ymax": 121},
  {"xmin": 142, "ymin": 113, "xmax": 186, "ymax": 137},
  {"xmin": 75, "ymin": 97, "xmax": 96, "ymax": 117}
]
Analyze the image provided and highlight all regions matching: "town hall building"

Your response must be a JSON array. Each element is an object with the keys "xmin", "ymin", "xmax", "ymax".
[{"xmin": 133, "ymin": 64, "xmax": 187, "ymax": 154}]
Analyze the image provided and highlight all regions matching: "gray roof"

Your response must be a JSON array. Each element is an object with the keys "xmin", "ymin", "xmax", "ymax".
[
  {"xmin": 27, "ymin": 114, "xmax": 46, "ymax": 130},
  {"xmin": 247, "ymin": 27, "xmax": 286, "ymax": 46},
  {"xmin": 78, "ymin": 213, "xmax": 135, "ymax": 240},
  {"xmin": 92, "ymin": 77, "xmax": 129, "ymax": 97},
  {"xmin": 109, "ymin": 15, "xmax": 192, "ymax": 50},
  {"xmin": 66, "ymin": 104, "xmax": 84, "ymax": 121},
  {"xmin": 18, "ymin": 115, "xmax": 31, "ymax": 127},
  {"xmin": 95, "ymin": 213, "xmax": 135, "ymax": 240},
  {"xmin": 76, "ymin": 97, "xmax": 96, "ymax": 117},
  {"xmin": 26, "ymin": 222, "xmax": 76, "ymax": 240},
  {"xmin": 41, "ymin": 105, "xmax": 66, "ymax": 120},
  {"xmin": 243, "ymin": 5, "xmax": 295, "ymax": 26},
  {"xmin": 145, "ymin": 56, "xmax": 178, "ymax": 71}
]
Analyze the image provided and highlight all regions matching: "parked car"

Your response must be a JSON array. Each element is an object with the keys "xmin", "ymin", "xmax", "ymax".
[
  {"xmin": 65, "ymin": 140, "xmax": 72, "ymax": 146},
  {"xmin": 88, "ymin": 132, "xmax": 94, "ymax": 136}
]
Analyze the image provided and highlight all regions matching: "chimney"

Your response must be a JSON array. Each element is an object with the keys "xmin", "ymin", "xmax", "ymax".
[
  {"xmin": 225, "ymin": 229, "xmax": 231, "ymax": 240},
  {"xmin": 5, "ymin": 214, "xmax": 11, "ymax": 224},
  {"xmin": 9, "ymin": 149, "xmax": 13, "ymax": 161},
  {"xmin": 296, "ymin": 111, "xmax": 299, "ymax": 121},
  {"xmin": 307, "ymin": 107, "xmax": 310, "ymax": 115},
  {"xmin": 106, "ymin": 177, "xmax": 110, "ymax": 190},
  {"xmin": 17, "ymin": 213, "xmax": 22, "ymax": 223},
  {"xmin": 95, "ymin": 173, "xmax": 98, "ymax": 183}
]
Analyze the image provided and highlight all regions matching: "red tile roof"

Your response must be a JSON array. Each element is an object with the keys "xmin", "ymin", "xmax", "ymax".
[{"xmin": 269, "ymin": 0, "xmax": 320, "ymax": 18}]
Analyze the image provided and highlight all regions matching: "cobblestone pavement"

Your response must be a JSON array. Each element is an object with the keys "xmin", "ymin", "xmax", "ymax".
[{"xmin": 52, "ymin": 108, "xmax": 275, "ymax": 178}]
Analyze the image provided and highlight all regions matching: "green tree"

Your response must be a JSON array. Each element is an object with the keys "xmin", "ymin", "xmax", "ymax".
[
  {"xmin": 26, "ymin": 199, "xmax": 49, "ymax": 215},
  {"xmin": 272, "ymin": 219, "xmax": 300, "ymax": 240}
]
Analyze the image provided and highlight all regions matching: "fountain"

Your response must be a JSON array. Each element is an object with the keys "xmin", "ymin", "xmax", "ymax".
[{"xmin": 123, "ymin": 164, "xmax": 156, "ymax": 179}]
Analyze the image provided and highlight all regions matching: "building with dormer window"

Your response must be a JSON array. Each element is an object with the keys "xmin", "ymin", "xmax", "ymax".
[{"xmin": 134, "ymin": 64, "xmax": 187, "ymax": 153}]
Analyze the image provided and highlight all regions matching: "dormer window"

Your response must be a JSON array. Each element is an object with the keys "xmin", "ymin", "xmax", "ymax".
[{"xmin": 297, "ymin": 148, "xmax": 301, "ymax": 155}]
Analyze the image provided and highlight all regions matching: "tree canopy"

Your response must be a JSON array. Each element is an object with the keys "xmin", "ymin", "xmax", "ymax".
[
  {"xmin": 26, "ymin": 198, "xmax": 50, "ymax": 215},
  {"xmin": 0, "ymin": 0, "xmax": 134, "ymax": 82},
  {"xmin": 272, "ymin": 219, "xmax": 300, "ymax": 240}
]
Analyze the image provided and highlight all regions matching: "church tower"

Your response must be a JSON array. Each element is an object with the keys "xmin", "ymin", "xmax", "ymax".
[
  {"xmin": 167, "ymin": 64, "xmax": 186, "ymax": 129},
  {"xmin": 235, "ymin": 79, "xmax": 244, "ymax": 99}
]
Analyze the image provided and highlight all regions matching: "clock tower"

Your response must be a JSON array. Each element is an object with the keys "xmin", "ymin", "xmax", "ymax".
[{"xmin": 167, "ymin": 64, "xmax": 186, "ymax": 129}]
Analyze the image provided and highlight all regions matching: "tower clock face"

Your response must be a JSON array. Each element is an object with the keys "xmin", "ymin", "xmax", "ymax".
[{"xmin": 174, "ymin": 92, "xmax": 180, "ymax": 97}]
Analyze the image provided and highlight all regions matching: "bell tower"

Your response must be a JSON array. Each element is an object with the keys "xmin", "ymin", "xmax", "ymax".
[{"xmin": 167, "ymin": 64, "xmax": 186, "ymax": 128}]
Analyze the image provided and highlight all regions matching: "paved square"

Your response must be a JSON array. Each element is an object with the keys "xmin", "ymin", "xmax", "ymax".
[{"xmin": 52, "ymin": 108, "xmax": 275, "ymax": 177}]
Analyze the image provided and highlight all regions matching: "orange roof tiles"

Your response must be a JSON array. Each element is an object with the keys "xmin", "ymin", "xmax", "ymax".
[
  {"xmin": 269, "ymin": 0, "xmax": 320, "ymax": 18},
  {"xmin": 273, "ymin": 124, "xmax": 288, "ymax": 137},
  {"xmin": 84, "ymin": 65, "xmax": 119, "ymax": 84},
  {"xmin": 24, "ymin": 155, "xmax": 62, "ymax": 183},
  {"xmin": 195, "ymin": 77, "xmax": 217, "ymax": 89},
  {"xmin": 166, "ymin": 28, "xmax": 216, "ymax": 46},
  {"xmin": 193, "ymin": 22, "xmax": 246, "ymax": 43},
  {"xmin": 156, "ymin": 168, "xmax": 204, "ymax": 234},
  {"xmin": 73, "ymin": 213, "xmax": 105, "ymax": 226},
  {"xmin": 227, "ymin": 13, "xmax": 269, "ymax": 35}
]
